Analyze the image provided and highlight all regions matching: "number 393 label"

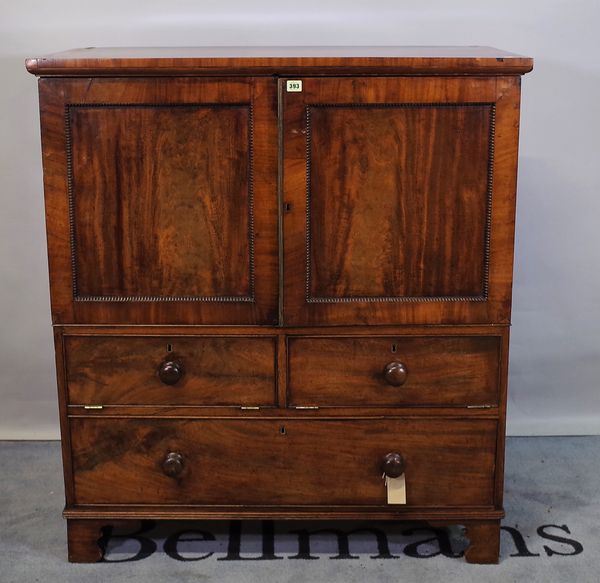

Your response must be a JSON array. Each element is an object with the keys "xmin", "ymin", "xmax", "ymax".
[{"xmin": 286, "ymin": 80, "xmax": 303, "ymax": 92}]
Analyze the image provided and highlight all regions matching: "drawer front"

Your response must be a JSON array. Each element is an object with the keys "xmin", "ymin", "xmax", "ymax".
[
  {"xmin": 288, "ymin": 336, "xmax": 500, "ymax": 407},
  {"xmin": 65, "ymin": 336, "xmax": 276, "ymax": 406},
  {"xmin": 70, "ymin": 418, "xmax": 496, "ymax": 507}
]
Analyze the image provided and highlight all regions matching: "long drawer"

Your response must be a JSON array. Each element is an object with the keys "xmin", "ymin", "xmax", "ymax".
[
  {"xmin": 288, "ymin": 336, "xmax": 500, "ymax": 407},
  {"xmin": 70, "ymin": 418, "xmax": 497, "ymax": 507},
  {"xmin": 64, "ymin": 335, "xmax": 277, "ymax": 406}
]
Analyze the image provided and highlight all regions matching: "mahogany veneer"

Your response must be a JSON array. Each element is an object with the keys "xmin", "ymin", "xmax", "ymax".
[
  {"xmin": 27, "ymin": 46, "xmax": 532, "ymax": 564},
  {"xmin": 288, "ymin": 336, "xmax": 501, "ymax": 408},
  {"xmin": 70, "ymin": 418, "xmax": 497, "ymax": 506},
  {"xmin": 65, "ymin": 335, "xmax": 277, "ymax": 407}
]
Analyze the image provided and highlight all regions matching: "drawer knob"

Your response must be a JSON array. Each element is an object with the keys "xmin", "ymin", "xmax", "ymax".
[
  {"xmin": 383, "ymin": 361, "xmax": 407, "ymax": 386},
  {"xmin": 382, "ymin": 452, "xmax": 405, "ymax": 478},
  {"xmin": 158, "ymin": 360, "xmax": 184, "ymax": 385},
  {"xmin": 162, "ymin": 452, "xmax": 185, "ymax": 477}
]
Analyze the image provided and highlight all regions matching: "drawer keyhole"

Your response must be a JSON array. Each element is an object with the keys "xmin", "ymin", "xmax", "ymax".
[
  {"xmin": 280, "ymin": 426, "xmax": 286, "ymax": 435},
  {"xmin": 391, "ymin": 344, "xmax": 397, "ymax": 353},
  {"xmin": 167, "ymin": 343, "xmax": 173, "ymax": 353}
]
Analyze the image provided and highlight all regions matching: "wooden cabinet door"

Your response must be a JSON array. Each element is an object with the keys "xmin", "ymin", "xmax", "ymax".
[
  {"xmin": 282, "ymin": 77, "xmax": 521, "ymax": 325},
  {"xmin": 39, "ymin": 78, "xmax": 277, "ymax": 324}
]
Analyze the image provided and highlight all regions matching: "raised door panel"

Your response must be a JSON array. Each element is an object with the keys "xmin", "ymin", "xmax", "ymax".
[
  {"xmin": 39, "ymin": 78, "xmax": 277, "ymax": 324},
  {"xmin": 69, "ymin": 105, "xmax": 251, "ymax": 300},
  {"xmin": 282, "ymin": 77, "xmax": 521, "ymax": 325},
  {"xmin": 308, "ymin": 105, "xmax": 490, "ymax": 299}
]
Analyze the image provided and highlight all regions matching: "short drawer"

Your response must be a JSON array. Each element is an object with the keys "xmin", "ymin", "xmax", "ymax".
[
  {"xmin": 288, "ymin": 336, "xmax": 500, "ymax": 407},
  {"xmin": 64, "ymin": 335, "xmax": 276, "ymax": 406},
  {"xmin": 70, "ymin": 418, "xmax": 497, "ymax": 507}
]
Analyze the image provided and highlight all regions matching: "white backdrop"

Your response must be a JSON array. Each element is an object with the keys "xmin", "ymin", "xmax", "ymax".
[{"xmin": 1, "ymin": 0, "xmax": 598, "ymax": 438}]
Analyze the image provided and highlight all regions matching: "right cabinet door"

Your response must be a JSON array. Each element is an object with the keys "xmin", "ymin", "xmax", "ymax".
[{"xmin": 282, "ymin": 77, "xmax": 521, "ymax": 326}]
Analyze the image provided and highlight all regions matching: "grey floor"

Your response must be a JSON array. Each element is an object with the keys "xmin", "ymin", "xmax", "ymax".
[{"xmin": 0, "ymin": 437, "xmax": 598, "ymax": 582}]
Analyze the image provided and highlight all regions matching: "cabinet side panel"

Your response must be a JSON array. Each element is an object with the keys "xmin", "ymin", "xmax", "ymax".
[{"xmin": 52, "ymin": 328, "xmax": 75, "ymax": 507}]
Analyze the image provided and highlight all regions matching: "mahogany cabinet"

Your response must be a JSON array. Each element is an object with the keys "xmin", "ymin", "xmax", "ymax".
[{"xmin": 26, "ymin": 47, "xmax": 532, "ymax": 564}]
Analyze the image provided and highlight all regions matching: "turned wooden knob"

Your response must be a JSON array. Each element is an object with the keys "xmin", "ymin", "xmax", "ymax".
[
  {"xmin": 162, "ymin": 452, "xmax": 184, "ymax": 477},
  {"xmin": 383, "ymin": 361, "xmax": 407, "ymax": 386},
  {"xmin": 381, "ymin": 452, "xmax": 405, "ymax": 478},
  {"xmin": 158, "ymin": 360, "xmax": 184, "ymax": 385}
]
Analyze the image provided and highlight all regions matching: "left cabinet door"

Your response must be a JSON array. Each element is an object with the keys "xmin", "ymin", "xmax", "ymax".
[{"xmin": 39, "ymin": 78, "xmax": 278, "ymax": 325}]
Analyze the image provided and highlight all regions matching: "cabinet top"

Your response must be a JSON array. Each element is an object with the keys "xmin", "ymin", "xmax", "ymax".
[{"xmin": 26, "ymin": 46, "xmax": 533, "ymax": 76}]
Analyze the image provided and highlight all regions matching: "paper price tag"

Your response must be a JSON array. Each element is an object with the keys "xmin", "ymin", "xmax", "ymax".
[
  {"xmin": 386, "ymin": 474, "xmax": 406, "ymax": 505},
  {"xmin": 286, "ymin": 80, "xmax": 303, "ymax": 92}
]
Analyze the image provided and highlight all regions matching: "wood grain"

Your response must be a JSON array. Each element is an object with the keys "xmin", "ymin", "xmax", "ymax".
[
  {"xmin": 38, "ymin": 77, "xmax": 278, "ymax": 324},
  {"xmin": 288, "ymin": 336, "xmax": 500, "ymax": 407},
  {"xmin": 69, "ymin": 104, "xmax": 252, "ymax": 300},
  {"xmin": 67, "ymin": 406, "xmax": 500, "ymax": 418},
  {"xmin": 66, "ymin": 519, "xmax": 105, "ymax": 562},
  {"xmin": 464, "ymin": 519, "xmax": 501, "ymax": 563},
  {"xmin": 65, "ymin": 507, "xmax": 505, "ymax": 521},
  {"xmin": 70, "ymin": 417, "xmax": 497, "ymax": 507},
  {"xmin": 66, "ymin": 519, "xmax": 133, "ymax": 563},
  {"xmin": 53, "ymin": 328, "xmax": 76, "ymax": 507},
  {"xmin": 282, "ymin": 76, "xmax": 521, "ymax": 325},
  {"xmin": 27, "ymin": 49, "xmax": 532, "ymax": 564},
  {"xmin": 25, "ymin": 46, "xmax": 533, "ymax": 76},
  {"xmin": 65, "ymin": 335, "xmax": 277, "ymax": 406},
  {"xmin": 308, "ymin": 104, "xmax": 490, "ymax": 300}
]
